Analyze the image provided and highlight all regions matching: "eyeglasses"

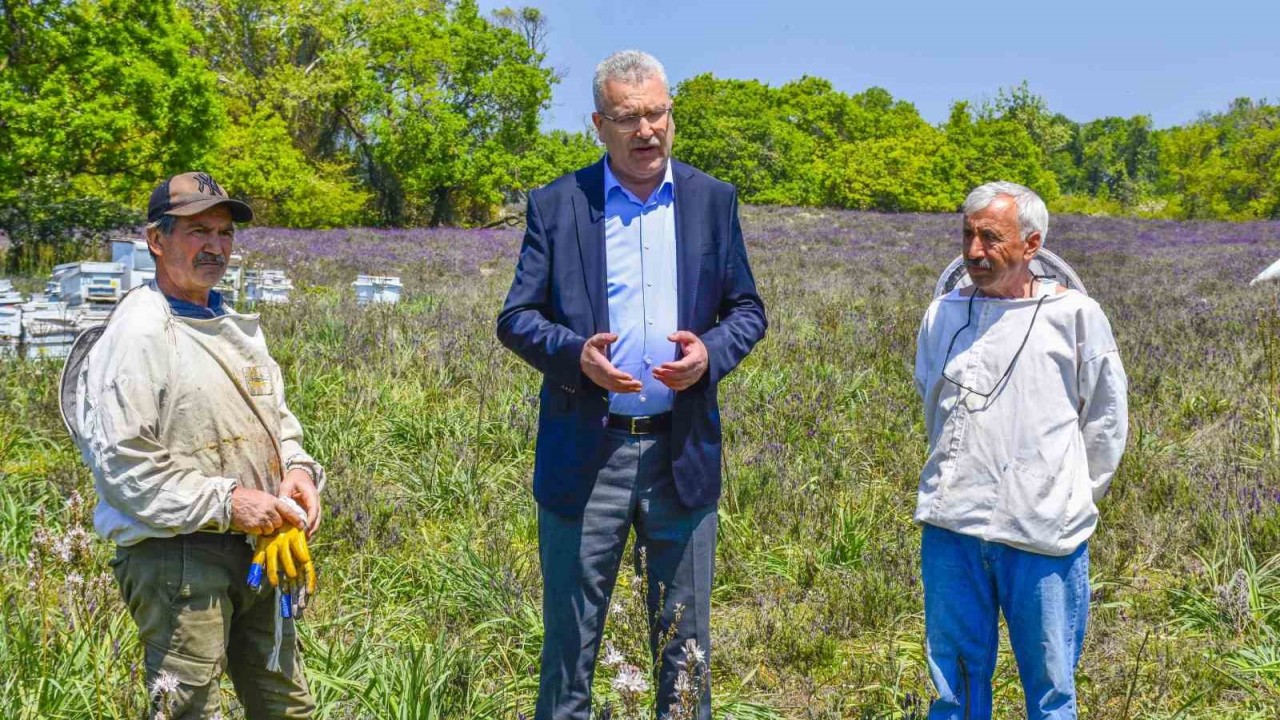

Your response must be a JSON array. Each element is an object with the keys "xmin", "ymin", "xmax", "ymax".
[
  {"xmin": 599, "ymin": 107, "xmax": 672, "ymax": 132},
  {"xmin": 940, "ymin": 287, "xmax": 1047, "ymax": 398}
]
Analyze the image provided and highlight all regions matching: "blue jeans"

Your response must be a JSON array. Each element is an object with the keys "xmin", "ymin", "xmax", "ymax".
[{"xmin": 921, "ymin": 523, "xmax": 1090, "ymax": 720}]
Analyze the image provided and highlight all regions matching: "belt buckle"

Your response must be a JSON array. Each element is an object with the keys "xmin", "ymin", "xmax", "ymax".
[{"xmin": 630, "ymin": 415, "xmax": 649, "ymax": 435}]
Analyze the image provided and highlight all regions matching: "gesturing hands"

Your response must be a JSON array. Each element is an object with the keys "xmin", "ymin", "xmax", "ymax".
[
  {"xmin": 580, "ymin": 331, "xmax": 708, "ymax": 394},
  {"xmin": 653, "ymin": 331, "xmax": 708, "ymax": 391},
  {"xmin": 581, "ymin": 333, "xmax": 643, "ymax": 393}
]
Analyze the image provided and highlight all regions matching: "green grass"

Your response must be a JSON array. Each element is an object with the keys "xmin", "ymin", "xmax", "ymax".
[{"xmin": 2, "ymin": 206, "xmax": 1280, "ymax": 717}]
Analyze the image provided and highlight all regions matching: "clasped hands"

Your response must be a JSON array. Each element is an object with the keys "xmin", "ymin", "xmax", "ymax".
[
  {"xmin": 580, "ymin": 331, "xmax": 708, "ymax": 393},
  {"xmin": 229, "ymin": 469, "xmax": 320, "ymax": 603},
  {"xmin": 245, "ymin": 498, "xmax": 316, "ymax": 620},
  {"xmin": 241, "ymin": 494, "xmax": 314, "ymax": 589}
]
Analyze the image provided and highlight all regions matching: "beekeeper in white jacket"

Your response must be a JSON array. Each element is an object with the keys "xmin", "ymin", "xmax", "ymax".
[
  {"xmin": 912, "ymin": 181, "xmax": 1128, "ymax": 720},
  {"xmin": 75, "ymin": 172, "xmax": 323, "ymax": 719}
]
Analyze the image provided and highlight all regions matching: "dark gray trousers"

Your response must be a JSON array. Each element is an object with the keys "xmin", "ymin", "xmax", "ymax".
[{"xmin": 535, "ymin": 430, "xmax": 716, "ymax": 720}]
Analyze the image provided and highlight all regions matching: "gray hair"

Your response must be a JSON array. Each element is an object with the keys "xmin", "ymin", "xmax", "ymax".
[
  {"xmin": 962, "ymin": 181, "xmax": 1049, "ymax": 244},
  {"xmin": 147, "ymin": 215, "xmax": 178, "ymax": 237},
  {"xmin": 145, "ymin": 215, "xmax": 178, "ymax": 260},
  {"xmin": 592, "ymin": 50, "xmax": 668, "ymax": 112}
]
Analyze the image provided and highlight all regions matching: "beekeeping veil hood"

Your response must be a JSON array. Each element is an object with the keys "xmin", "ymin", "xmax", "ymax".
[
  {"xmin": 934, "ymin": 248, "xmax": 1087, "ymax": 298},
  {"xmin": 60, "ymin": 324, "xmax": 105, "ymax": 444}
]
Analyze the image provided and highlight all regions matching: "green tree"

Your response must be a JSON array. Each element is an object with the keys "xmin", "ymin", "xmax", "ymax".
[
  {"xmin": 217, "ymin": 107, "xmax": 370, "ymax": 227},
  {"xmin": 1065, "ymin": 115, "xmax": 1158, "ymax": 204},
  {"xmin": 0, "ymin": 0, "xmax": 222, "ymax": 269},
  {"xmin": 182, "ymin": 0, "xmax": 378, "ymax": 225},
  {"xmin": 1156, "ymin": 98, "xmax": 1280, "ymax": 220},
  {"xmin": 983, "ymin": 82, "xmax": 1073, "ymax": 164},
  {"xmin": 819, "ymin": 127, "xmax": 950, "ymax": 212},
  {"xmin": 185, "ymin": 0, "xmax": 564, "ymax": 226},
  {"xmin": 794, "ymin": 82, "xmax": 948, "ymax": 211},
  {"xmin": 938, "ymin": 101, "xmax": 1061, "ymax": 206},
  {"xmin": 359, "ymin": 0, "xmax": 556, "ymax": 225},
  {"xmin": 512, "ymin": 129, "xmax": 600, "ymax": 198},
  {"xmin": 673, "ymin": 74, "xmax": 818, "ymax": 206}
]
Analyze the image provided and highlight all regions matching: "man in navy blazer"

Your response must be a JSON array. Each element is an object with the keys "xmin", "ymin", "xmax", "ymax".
[{"xmin": 496, "ymin": 50, "xmax": 766, "ymax": 720}]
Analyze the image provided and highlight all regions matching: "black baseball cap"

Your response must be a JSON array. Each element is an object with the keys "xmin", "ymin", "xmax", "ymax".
[{"xmin": 147, "ymin": 171, "xmax": 253, "ymax": 224}]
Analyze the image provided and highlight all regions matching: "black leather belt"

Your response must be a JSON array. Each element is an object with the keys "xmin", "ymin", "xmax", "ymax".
[
  {"xmin": 192, "ymin": 530, "xmax": 248, "ymax": 540},
  {"xmin": 607, "ymin": 412, "xmax": 672, "ymax": 435}
]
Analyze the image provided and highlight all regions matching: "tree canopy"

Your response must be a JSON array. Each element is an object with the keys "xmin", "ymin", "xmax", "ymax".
[
  {"xmin": 1, "ymin": 0, "xmax": 1276, "ymax": 271},
  {"xmin": 672, "ymin": 75, "xmax": 1278, "ymax": 221}
]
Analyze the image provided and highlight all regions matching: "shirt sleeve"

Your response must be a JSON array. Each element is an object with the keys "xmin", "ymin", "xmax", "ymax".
[
  {"xmin": 915, "ymin": 302, "xmax": 950, "ymax": 448},
  {"xmin": 84, "ymin": 372, "xmax": 238, "ymax": 534},
  {"xmin": 1077, "ymin": 309, "xmax": 1129, "ymax": 502},
  {"xmin": 914, "ymin": 300, "xmax": 940, "ymax": 401}
]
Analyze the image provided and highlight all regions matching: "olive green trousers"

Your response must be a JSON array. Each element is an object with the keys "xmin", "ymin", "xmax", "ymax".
[{"xmin": 111, "ymin": 533, "xmax": 314, "ymax": 719}]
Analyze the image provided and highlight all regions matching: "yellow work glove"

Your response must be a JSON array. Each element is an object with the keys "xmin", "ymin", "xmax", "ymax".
[{"xmin": 249, "ymin": 527, "xmax": 317, "ymax": 594}]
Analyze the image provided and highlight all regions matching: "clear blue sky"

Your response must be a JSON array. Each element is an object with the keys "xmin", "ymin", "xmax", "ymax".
[{"xmin": 477, "ymin": 0, "xmax": 1280, "ymax": 133}]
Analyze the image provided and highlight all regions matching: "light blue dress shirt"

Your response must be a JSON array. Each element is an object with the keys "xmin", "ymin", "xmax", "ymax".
[{"xmin": 604, "ymin": 157, "xmax": 679, "ymax": 416}]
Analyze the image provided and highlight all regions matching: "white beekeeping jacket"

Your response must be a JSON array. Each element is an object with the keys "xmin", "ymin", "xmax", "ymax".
[
  {"xmin": 75, "ymin": 282, "xmax": 323, "ymax": 546},
  {"xmin": 913, "ymin": 280, "xmax": 1128, "ymax": 556}
]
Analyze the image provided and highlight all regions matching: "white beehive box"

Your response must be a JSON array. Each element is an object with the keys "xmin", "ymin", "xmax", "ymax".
[
  {"xmin": 0, "ymin": 304, "xmax": 20, "ymax": 339},
  {"xmin": 111, "ymin": 238, "xmax": 156, "ymax": 289},
  {"xmin": 21, "ymin": 299, "xmax": 73, "ymax": 317},
  {"xmin": 21, "ymin": 300, "xmax": 77, "ymax": 359},
  {"xmin": 215, "ymin": 254, "xmax": 244, "ymax": 304},
  {"xmin": 0, "ymin": 278, "xmax": 23, "ymax": 306},
  {"xmin": 59, "ymin": 261, "xmax": 126, "ymax": 306},
  {"xmin": 74, "ymin": 305, "xmax": 113, "ymax": 331},
  {"xmin": 0, "ymin": 290, "xmax": 18, "ymax": 357},
  {"xmin": 44, "ymin": 263, "xmax": 78, "ymax": 302},
  {"xmin": 244, "ymin": 269, "xmax": 292, "ymax": 304},
  {"xmin": 353, "ymin": 275, "xmax": 403, "ymax": 305}
]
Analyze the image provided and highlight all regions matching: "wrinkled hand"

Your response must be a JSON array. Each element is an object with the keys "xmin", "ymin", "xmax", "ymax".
[
  {"xmin": 249, "ymin": 526, "xmax": 317, "ymax": 594},
  {"xmin": 653, "ymin": 331, "xmax": 708, "ymax": 391},
  {"xmin": 580, "ymin": 333, "xmax": 643, "ymax": 393},
  {"xmin": 229, "ymin": 487, "xmax": 297, "ymax": 536},
  {"xmin": 279, "ymin": 467, "xmax": 321, "ymax": 538}
]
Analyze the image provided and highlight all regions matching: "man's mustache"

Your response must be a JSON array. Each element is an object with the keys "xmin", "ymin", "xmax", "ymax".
[
  {"xmin": 966, "ymin": 257, "xmax": 992, "ymax": 270},
  {"xmin": 194, "ymin": 252, "xmax": 226, "ymax": 267}
]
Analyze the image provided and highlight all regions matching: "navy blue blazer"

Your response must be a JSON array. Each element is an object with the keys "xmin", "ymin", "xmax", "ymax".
[{"xmin": 496, "ymin": 158, "xmax": 767, "ymax": 516}]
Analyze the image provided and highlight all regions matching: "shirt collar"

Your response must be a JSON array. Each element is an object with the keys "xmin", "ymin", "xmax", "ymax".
[
  {"xmin": 603, "ymin": 155, "xmax": 674, "ymax": 206},
  {"xmin": 165, "ymin": 288, "xmax": 226, "ymax": 319}
]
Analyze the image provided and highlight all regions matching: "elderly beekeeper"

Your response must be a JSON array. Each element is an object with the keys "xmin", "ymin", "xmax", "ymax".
[
  {"xmin": 912, "ymin": 181, "xmax": 1128, "ymax": 720},
  {"xmin": 73, "ymin": 172, "xmax": 323, "ymax": 720}
]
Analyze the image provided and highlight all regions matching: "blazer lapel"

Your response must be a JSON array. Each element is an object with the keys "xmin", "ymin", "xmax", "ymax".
[
  {"xmin": 673, "ymin": 161, "xmax": 702, "ymax": 331},
  {"xmin": 573, "ymin": 159, "xmax": 608, "ymax": 334}
]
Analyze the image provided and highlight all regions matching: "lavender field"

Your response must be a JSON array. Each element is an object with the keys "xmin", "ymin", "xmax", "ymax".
[{"xmin": 3, "ymin": 207, "xmax": 1280, "ymax": 718}]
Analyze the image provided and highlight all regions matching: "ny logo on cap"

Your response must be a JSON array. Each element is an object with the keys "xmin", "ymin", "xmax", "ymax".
[{"xmin": 193, "ymin": 172, "xmax": 225, "ymax": 197}]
